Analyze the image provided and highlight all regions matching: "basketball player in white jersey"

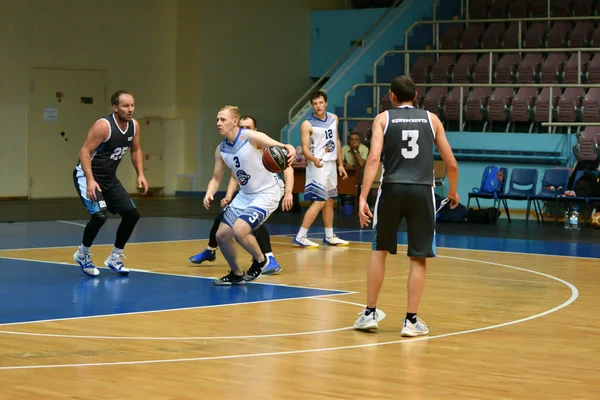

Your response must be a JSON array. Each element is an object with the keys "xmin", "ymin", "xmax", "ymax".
[
  {"xmin": 293, "ymin": 91, "xmax": 349, "ymax": 248},
  {"xmin": 204, "ymin": 105, "xmax": 296, "ymax": 285}
]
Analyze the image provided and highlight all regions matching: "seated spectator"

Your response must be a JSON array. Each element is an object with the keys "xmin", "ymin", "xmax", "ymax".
[{"xmin": 342, "ymin": 132, "xmax": 369, "ymax": 170}]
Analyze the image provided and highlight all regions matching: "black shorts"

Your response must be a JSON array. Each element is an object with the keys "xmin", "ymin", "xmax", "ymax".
[
  {"xmin": 372, "ymin": 183, "xmax": 436, "ymax": 257},
  {"xmin": 73, "ymin": 169, "xmax": 136, "ymax": 215}
]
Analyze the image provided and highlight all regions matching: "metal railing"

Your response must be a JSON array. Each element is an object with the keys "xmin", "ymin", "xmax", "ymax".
[
  {"xmin": 404, "ymin": 15, "xmax": 600, "ymax": 59},
  {"xmin": 370, "ymin": 47, "xmax": 600, "ymax": 114},
  {"xmin": 342, "ymin": 82, "xmax": 600, "ymax": 138},
  {"xmin": 283, "ymin": 0, "xmax": 406, "ymax": 143}
]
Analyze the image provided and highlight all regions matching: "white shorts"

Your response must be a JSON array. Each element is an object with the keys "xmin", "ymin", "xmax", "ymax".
[
  {"xmin": 222, "ymin": 184, "xmax": 283, "ymax": 230},
  {"xmin": 305, "ymin": 160, "xmax": 338, "ymax": 201}
]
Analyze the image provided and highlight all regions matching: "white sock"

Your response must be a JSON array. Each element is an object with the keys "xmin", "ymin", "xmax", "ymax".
[
  {"xmin": 265, "ymin": 252, "xmax": 274, "ymax": 258},
  {"xmin": 325, "ymin": 228, "xmax": 334, "ymax": 238},
  {"xmin": 112, "ymin": 247, "xmax": 124, "ymax": 256},
  {"xmin": 79, "ymin": 244, "xmax": 90, "ymax": 255},
  {"xmin": 207, "ymin": 246, "xmax": 218, "ymax": 251},
  {"xmin": 297, "ymin": 227, "xmax": 308, "ymax": 238}
]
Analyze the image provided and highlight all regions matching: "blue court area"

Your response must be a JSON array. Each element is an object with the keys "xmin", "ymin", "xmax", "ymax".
[
  {"xmin": 0, "ymin": 257, "xmax": 347, "ymax": 324},
  {"xmin": 0, "ymin": 217, "xmax": 598, "ymax": 325}
]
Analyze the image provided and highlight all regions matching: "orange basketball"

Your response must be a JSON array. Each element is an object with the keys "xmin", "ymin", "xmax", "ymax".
[
  {"xmin": 262, "ymin": 146, "xmax": 288, "ymax": 173},
  {"xmin": 591, "ymin": 212, "xmax": 600, "ymax": 229}
]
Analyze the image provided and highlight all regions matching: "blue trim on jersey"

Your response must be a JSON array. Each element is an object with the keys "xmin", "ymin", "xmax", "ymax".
[
  {"xmin": 307, "ymin": 113, "xmax": 335, "ymax": 129},
  {"xmin": 239, "ymin": 206, "xmax": 268, "ymax": 230},
  {"xmin": 431, "ymin": 233, "xmax": 437, "ymax": 256},
  {"xmin": 223, "ymin": 128, "xmax": 243, "ymax": 147},
  {"xmin": 220, "ymin": 129, "xmax": 248, "ymax": 156},
  {"xmin": 310, "ymin": 113, "xmax": 327, "ymax": 123},
  {"xmin": 222, "ymin": 206, "xmax": 237, "ymax": 228},
  {"xmin": 94, "ymin": 143, "xmax": 105, "ymax": 152},
  {"xmin": 304, "ymin": 183, "xmax": 328, "ymax": 201}
]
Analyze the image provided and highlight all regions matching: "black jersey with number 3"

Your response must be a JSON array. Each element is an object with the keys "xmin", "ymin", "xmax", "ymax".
[
  {"xmin": 381, "ymin": 106, "xmax": 435, "ymax": 185},
  {"xmin": 80, "ymin": 114, "xmax": 136, "ymax": 184}
]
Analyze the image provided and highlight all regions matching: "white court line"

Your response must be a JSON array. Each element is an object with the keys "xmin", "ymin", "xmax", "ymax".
[
  {"xmin": 0, "ymin": 255, "xmax": 579, "ymax": 370},
  {"xmin": 55, "ymin": 220, "xmax": 86, "ymax": 228},
  {"xmin": 0, "ymin": 291, "xmax": 351, "ymax": 328},
  {"xmin": 0, "ymin": 253, "xmax": 355, "ymax": 296},
  {"xmin": 0, "ymin": 253, "xmax": 351, "ymax": 329},
  {"xmin": 1, "ymin": 222, "xmax": 598, "ymax": 259},
  {"xmin": 0, "ymin": 297, "xmax": 384, "ymax": 341},
  {"xmin": 276, "ymin": 229, "xmax": 371, "ymax": 237},
  {"xmin": 267, "ymin": 238, "xmax": 600, "ymax": 260}
]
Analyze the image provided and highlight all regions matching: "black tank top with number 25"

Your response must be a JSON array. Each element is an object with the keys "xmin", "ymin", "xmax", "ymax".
[{"xmin": 80, "ymin": 113, "xmax": 135, "ymax": 183}]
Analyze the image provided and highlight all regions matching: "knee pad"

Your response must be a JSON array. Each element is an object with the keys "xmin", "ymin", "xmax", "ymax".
[
  {"xmin": 120, "ymin": 207, "xmax": 140, "ymax": 222},
  {"xmin": 91, "ymin": 211, "xmax": 107, "ymax": 223}
]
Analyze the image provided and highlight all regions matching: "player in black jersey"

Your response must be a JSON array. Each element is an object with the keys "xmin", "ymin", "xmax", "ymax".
[
  {"xmin": 353, "ymin": 76, "xmax": 459, "ymax": 336},
  {"xmin": 72, "ymin": 90, "xmax": 148, "ymax": 277},
  {"xmin": 188, "ymin": 115, "xmax": 293, "ymax": 275}
]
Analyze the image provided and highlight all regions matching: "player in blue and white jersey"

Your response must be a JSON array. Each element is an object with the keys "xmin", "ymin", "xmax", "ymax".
[{"xmin": 203, "ymin": 105, "xmax": 296, "ymax": 285}]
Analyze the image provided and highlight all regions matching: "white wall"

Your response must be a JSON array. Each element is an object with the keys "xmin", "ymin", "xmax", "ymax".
[{"xmin": 0, "ymin": 0, "xmax": 332, "ymax": 198}]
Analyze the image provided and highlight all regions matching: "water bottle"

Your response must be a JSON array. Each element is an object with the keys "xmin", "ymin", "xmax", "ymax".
[
  {"xmin": 569, "ymin": 206, "xmax": 581, "ymax": 231},
  {"xmin": 564, "ymin": 208, "xmax": 571, "ymax": 230}
]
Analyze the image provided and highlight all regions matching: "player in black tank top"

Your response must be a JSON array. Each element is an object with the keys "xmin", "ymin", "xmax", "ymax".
[
  {"xmin": 72, "ymin": 90, "xmax": 148, "ymax": 277},
  {"xmin": 353, "ymin": 76, "xmax": 460, "ymax": 335}
]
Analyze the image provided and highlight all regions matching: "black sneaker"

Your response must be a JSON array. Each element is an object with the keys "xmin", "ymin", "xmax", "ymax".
[
  {"xmin": 243, "ymin": 258, "xmax": 267, "ymax": 282},
  {"xmin": 213, "ymin": 271, "xmax": 246, "ymax": 286}
]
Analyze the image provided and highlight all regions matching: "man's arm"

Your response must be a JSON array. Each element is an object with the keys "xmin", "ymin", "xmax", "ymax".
[
  {"xmin": 334, "ymin": 115, "xmax": 347, "ymax": 179},
  {"xmin": 351, "ymin": 146, "xmax": 367, "ymax": 168},
  {"xmin": 79, "ymin": 119, "xmax": 109, "ymax": 201},
  {"xmin": 360, "ymin": 114, "xmax": 385, "ymax": 200},
  {"xmin": 130, "ymin": 120, "xmax": 148, "ymax": 194},
  {"xmin": 430, "ymin": 112, "xmax": 459, "ymax": 208},
  {"xmin": 357, "ymin": 112, "xmax": 385, "ymax": 227},
  {"xmin": 281, "ymin": 166, "xmax": 294, "ymax": 211},
  {"xmin": 221, "ymin": 172, "xmax": 239, "ymax": 208},
  {"xmin": 246, "ymin": 130, "xmax": 297, "ymax": 166},
  {"xmin": 204, "ymin": 145, "xmax": 227, "ymax": 210},
  {"xmin": 300, "ymin": 120, "xmax": 321, "ymax": 167}
]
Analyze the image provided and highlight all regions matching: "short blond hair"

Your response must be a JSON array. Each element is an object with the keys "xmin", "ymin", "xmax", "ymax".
[{"xmin": 219, "ymin": 105, "xmax": 240, "ymax": 120}]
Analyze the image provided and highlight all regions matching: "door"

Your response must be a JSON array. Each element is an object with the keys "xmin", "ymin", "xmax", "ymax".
[
  {"xmin": 28, "ymin": 68, "xmax": 106, "ymax": 198},
  {"xmin": 138, "ymin": 117, "xmax": 165, "ymax": 189}
]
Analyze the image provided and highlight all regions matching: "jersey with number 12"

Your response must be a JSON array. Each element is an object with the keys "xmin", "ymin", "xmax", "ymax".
[
  {"xmin": 77, "ymin": 113, "xmax": 136, "ymax": 184},
  {"xmin": 308, "ymin": 112, "xmax": 338, "ymax": 162}
]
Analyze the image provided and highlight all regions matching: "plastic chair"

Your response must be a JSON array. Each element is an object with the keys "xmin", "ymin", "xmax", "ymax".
[{"xmin": 499, "ymin": 168, "xmax": 539, "ymax": 225}]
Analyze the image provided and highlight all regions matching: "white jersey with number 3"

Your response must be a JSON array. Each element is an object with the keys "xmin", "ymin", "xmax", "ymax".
[
  {"xmin": 308, "ymin": 112, "xmax": 338, "ymax": 162},
  {"xmin": 219, "ymin": 129, "xmax": 279, "ymax": 195}
]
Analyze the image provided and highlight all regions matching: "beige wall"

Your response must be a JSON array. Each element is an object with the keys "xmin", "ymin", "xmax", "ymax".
[
  {"xmin": 178, "ymin": 0, "xmax": 313, "ymax": 187},
  {"xmin": 0, "ymin": 0, "xmax": 177, "ymax": 197},
  {"xmin": 0, "ymin": 0, "xmax": 319, "ymax": 198}
]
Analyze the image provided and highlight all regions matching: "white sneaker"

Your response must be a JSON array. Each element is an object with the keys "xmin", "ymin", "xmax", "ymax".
[
  {"xmin": 401, "ymin": 317, "xmax": 429, "ymax": 337},
  {"xmin": 73, "ymin": 251, "xmax": 100, "ymax": 277},
  {"xmin": 354, "ymin": 311, "xmax": 379, "ymax": 331},
  {"xmin": 323, "ymin": 235, "xmax": 349, "ymax": 246},
  {"xmin": 104, "ymin": 253, "xmax": 130, "ymax": 275},
  {"xmin": 293, "ymin": 236, "xmax": 320, "ymax": 248}
]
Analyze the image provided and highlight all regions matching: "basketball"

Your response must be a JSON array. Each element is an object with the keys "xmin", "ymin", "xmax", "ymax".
[
  {"xmin": 262, "ymin": 146, "xmax": 289, "ymax": 173},
  {"xmin": 591, "ymin": 212, "xmax": 600, "ymax": 229}
]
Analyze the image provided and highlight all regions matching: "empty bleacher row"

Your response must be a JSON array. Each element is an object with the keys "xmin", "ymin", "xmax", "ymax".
[
  {"xmin": 438, "ymin": 19, "xmax": 599, "ymax": 51},
  {"xmin": 411, "ymin": 51, "xmax": 599, "ymax": 85},
  {"xmin": 466, "ymin": 0, "xmax": 599, "ymax": 20},
  {"xmin": 376, "ymin": 85, "xmax": 600, "ymax": 132},
  {"xmin": 397, "ymin": 2, "xmax": 600, "ymax": 132}
]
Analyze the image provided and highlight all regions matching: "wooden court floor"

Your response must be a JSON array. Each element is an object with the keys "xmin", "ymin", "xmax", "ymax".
[{"xmin": 1, "ymin": 237, "xmax": 599, "ymax": 399}]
